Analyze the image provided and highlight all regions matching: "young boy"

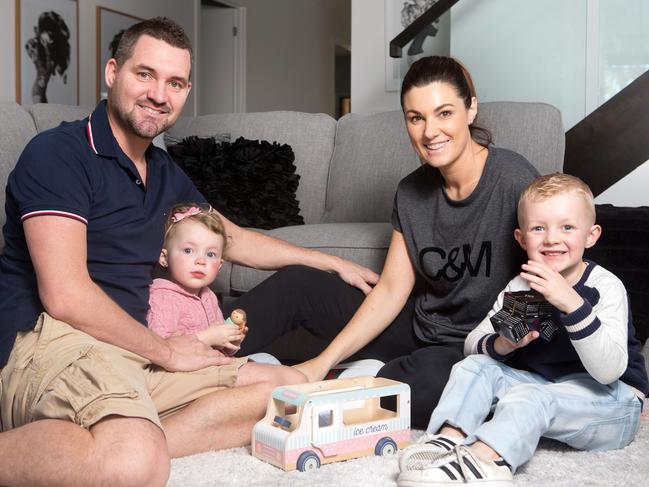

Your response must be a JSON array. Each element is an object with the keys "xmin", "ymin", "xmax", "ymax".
[{"xmin": 398, "ymin": 173, "xmax": 648, "ymax": 486}]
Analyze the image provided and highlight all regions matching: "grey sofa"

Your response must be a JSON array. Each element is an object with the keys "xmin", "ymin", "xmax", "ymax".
[{"xmin": 0, "ymin": 100, "xmax": 565, "ymax": 297}]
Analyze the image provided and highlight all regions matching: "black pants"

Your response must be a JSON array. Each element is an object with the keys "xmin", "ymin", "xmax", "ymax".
[{"xmin": 223, "ymin": 265, "xmax": 464, "ymax": 428}]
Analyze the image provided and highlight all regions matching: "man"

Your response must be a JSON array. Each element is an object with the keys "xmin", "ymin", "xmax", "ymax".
[{"xmin": 0, "ymin": 17, "xmax": 376, "ymax": 487}]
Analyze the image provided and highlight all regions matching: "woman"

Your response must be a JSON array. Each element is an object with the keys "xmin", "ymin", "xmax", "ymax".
[{"xmin": 230, "ymin": 56, "xmax": 539, "ymax": 427}]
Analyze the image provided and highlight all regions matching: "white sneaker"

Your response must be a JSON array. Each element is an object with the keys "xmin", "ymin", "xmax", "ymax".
[
  {"xmin": 398, "ymin": 445, "xmax": 513, "ymax": 486},
  {"xmin": 247, "ymin": 352, "xmax": 281, "ymax": 365},
  {"xmin": 324, "ymin": 359, "xmax": 385, "ymax": 379},
  {"xmin": 399, "ymin": 434, "xmax": 459, "ymax": 472}
]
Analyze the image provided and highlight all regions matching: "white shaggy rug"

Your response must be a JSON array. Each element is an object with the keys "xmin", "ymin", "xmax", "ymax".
[{"xmin": 168, "ymin": 419, "xmax": 649, "ymax": 486}]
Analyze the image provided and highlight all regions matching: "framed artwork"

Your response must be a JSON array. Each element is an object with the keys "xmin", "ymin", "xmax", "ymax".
[
  {"xmin": 384, "ymin": 0, "xmax": 451, "ymax": 92},
  {"xmin": 15, "ymin": 0, "xmax": 79, "ymax": 105},
  {"xmin": 96, "ymin": 7, "xmax": 144, "ymax": 102}
]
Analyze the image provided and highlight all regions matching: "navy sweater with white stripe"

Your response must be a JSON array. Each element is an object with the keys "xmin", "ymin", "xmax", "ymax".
[{"xmin": 465, "ymin": 261, "xmax": 649, "ymax": 396}]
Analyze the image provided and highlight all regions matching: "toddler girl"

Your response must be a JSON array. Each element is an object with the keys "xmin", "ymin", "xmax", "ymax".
[{"xmin": 148, "ymin": 203, "xmax": 304, "ymax": 386}]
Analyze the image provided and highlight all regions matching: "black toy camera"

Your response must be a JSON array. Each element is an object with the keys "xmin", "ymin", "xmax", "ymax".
[{"xmin": 490, "ymin": 290, "xmax": 557, "ymax": 343}]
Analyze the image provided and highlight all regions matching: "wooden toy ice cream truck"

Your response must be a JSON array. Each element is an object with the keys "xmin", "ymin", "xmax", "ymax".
[{"xmin": 252, "ymin": 376, "xmax": 411, "ymax": 471}]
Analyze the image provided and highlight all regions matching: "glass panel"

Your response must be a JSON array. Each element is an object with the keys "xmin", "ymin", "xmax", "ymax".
[
  {"xmin": 452, "ymin": 0, "xmax": 588, "ymax": 129},
  {"xmin": 599, "ymin": 0, "xmax": 649, "ymax": 104}
]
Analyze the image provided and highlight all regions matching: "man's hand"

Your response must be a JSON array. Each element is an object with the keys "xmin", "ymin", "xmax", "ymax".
[
  {"xmin": 161, "ymin": 334, "xmax": 234, "ymax": 372},
  {"xmin": 519, "ymin": 260, "xmax": 584, "ymax": 313},
  {"xmin": 218, "ymin": 211, "xmax": 380, "ymax": 294},
  {"xmin": 333, "ymin": 258, "xmax": 379, "ymax": 295},
  {"xmin": 494, "ymin": 331, "xmax": 539, "ymax": 356}
]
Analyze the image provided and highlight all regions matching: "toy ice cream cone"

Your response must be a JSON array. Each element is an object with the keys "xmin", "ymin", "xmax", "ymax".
[{"xmin": 226, "ymin": 308, "xmax": 247, "ymax": 330}]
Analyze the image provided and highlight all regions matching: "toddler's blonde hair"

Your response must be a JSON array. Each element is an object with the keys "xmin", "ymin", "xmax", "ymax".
[{"xmin": 518, "ymin": 173, "xmax": 596, "ymax": 225}]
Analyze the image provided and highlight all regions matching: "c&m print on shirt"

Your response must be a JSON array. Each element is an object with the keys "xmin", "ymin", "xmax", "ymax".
[{"xmin": 418, "ymin": 241, "xmax": 492, "ymax": 282}]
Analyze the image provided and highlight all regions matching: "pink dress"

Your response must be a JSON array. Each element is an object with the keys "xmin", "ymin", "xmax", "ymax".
[{"xmin": 147, "ymin": 278, "xmax": 225, "ymax": 338}]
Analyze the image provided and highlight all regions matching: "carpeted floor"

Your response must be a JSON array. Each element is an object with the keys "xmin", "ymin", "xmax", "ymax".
[
  {"xmin": 168, "ymin": 418, "xmax": 648, "ymax": 486},
  {"xmin": 170, "ymin": 345, "xmax": 649, "ymax": 486}
]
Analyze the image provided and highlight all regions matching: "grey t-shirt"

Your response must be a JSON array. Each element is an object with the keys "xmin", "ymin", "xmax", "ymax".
[{"xmin": 392, "ymin": 146, "xmax": 539, "ymax": 345}]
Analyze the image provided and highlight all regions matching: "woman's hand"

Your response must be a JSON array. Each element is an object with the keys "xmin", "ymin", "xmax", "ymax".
[
  {"xmin": 296, "ymin": 231, "xmax": 415, "ymax": 381},
  {"xmin": 294, "ymin": 357, "xmax": 333, "ymax": 382}
]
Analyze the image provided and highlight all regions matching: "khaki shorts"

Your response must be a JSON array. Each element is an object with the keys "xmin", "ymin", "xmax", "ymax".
[{"xmin": 0, "ymin": 313, "xmax": 247, "ymax": 432}]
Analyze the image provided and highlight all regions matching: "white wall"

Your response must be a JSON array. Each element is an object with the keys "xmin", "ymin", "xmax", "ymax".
[
  {"xmin": 352, "ymin": 0, "xmax": 587, "ymax": 125},
  {"xmin": 351, "ymin": 0, "xmax": 649, "ymax": 206},
  {"xmin": 0, "ymin": 0, "xmax": 18, "ymax": 104},
  {"xmin": 451, "ymin": 0, "xmax": 587, "ymax": 131},
  {"xmin": 595, "ymin": 162, "xmax": 649, "ymax": 207},
  {"xmin": 234, "ymin": 0, "xmax": 350, "ymax": 116},
  {"xmin": 351, "ymin": 0, "xmax": 400, "ymax": 113},
  {"xmin": 2, "ymin": 0, "xmax": 350, "ymax": 118},
  {"xmin": 1, "ymin": 0, "xmax": 197, "ymax": 114}
]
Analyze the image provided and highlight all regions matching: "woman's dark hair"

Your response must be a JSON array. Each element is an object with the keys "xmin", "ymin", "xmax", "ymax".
[{"xmin": 400, "ymin": 56, "xmax": 492, "ymax": 146}]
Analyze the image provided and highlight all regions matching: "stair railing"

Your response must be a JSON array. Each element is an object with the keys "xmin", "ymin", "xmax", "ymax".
[{"xmin": 389, "ymin": 0, "xmax": 460, "ymax": 58}]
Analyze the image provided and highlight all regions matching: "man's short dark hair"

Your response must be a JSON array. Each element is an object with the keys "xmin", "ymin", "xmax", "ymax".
[{"xmin": 113, "ymin": 16, "xmax": 193, "ymax": 68}]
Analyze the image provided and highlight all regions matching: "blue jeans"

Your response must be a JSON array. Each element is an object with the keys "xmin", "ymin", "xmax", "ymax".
[{"xmin": 426, "ymin": 355, "xmax": 642, "ymax": 471}]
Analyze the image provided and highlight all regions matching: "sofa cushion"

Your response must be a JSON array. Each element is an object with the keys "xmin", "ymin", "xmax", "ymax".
[
  {"xmin": 29, "ymin": 103, "xmax": 93, "ymax": 132},
  {"xmin": 164, "ymin": 132, "xmax": 231, "ymax": 149},
  {"xmin": 229, "ymin": 222, "xmax": 392, "ymax": 293},
  {"xmin": 584, "ymin": 204, "xmax": 649, "ymax": 343},
  {"xmin": 323, "ymin": 111, "xmax": 420, "ymax": 224},
  {"xmin": 168, "ymin": 136, "xmax": 304, "ymax": 229},
  {"xmin": 0, "ymin": 103, "xmax": 39, "ymax": 250},
  {"xmin": 167, "ymin": 111, "xmax": 336, "ymax": 224},
  {"xmin": 324, "ymin": 102, "xmax": 565, "ymax": 224},
  {"xmin": 476, "ymin": 102, "xmax": 565, "ymax": 176}
]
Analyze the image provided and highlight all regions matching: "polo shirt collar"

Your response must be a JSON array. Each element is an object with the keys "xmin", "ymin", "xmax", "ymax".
[
  {"xmin": 85, "ymin": 100, "xmax": 118, "ymax": 158},
  {"xmin": 86, "ymin": 101, "xmax": 159, "ymax": 176}
]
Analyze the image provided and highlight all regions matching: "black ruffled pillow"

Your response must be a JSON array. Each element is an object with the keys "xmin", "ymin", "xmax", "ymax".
[
  {"xmin": 585, "ymin": 204, "xmax": 649, "ymax": 343},
  {"xmin": 168, "ymin": 136, "xmax": 304, "ymax": 230}
]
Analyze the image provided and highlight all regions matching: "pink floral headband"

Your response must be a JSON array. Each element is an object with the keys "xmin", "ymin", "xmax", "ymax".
[
  {"xmin": 166, "ymin": 205, "xmax": 214, "ymax": 236},
  {"xmin": 171, "ymin": 206, "xmax": 203, "ymax": 223}
]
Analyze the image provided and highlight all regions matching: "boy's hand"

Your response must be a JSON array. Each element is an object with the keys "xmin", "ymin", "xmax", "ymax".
[
  {"xmin": 494, "ymin": 331, "xmax": 539, "ymax": 355},
  {"xmin": 519, "ymin": 260, "xmax": 584, "ymax": 314}
]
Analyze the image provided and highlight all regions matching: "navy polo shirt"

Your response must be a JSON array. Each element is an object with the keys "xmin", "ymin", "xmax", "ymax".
[{"xmin": 0, "ymin": 101, "xmax": 204, "ymax": 367}]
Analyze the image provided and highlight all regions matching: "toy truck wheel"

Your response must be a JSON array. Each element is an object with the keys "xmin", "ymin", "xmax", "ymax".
[
  {"xmin": 375, "ymin": 437, "xmax": 397, "ymax": 456},
  {"xmin": 296, "ymin": 451, "xmax": 321, "ymax": 472}
]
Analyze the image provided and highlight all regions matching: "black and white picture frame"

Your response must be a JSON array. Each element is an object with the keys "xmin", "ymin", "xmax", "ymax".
[
  {"xmin": 16, "ymin": 0, "xmax": 79, "ymax": 105},
  {"xmin": 384, "ymin": 0, "xmax": 451, "ymax": 92},
  {"xmin": 96, "ymin": 7, "xmax": 144, "ymax": 102}
]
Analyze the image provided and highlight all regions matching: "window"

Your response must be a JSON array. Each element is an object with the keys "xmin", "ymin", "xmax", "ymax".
[{"xmin": 318, "ymin": 410, "xmax": 334, "ymax": 428}]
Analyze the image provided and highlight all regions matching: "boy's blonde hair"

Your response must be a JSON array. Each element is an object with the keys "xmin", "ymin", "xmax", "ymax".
[
  {"xmin": 518, "ymin": 173, "xmax": 596, "ymax": 225},
  {"xmin": 164, "ymin": 203, "xmax": 227, "ymax": 248}
]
